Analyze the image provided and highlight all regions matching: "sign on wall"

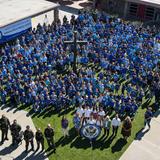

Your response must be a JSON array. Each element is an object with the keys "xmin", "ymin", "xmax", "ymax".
[{"xmin": 0, "ymin": 18, "xmax": 32, "ymax": 44}]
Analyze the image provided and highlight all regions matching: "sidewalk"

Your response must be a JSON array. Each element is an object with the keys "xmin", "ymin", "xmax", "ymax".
[
  {"xmin": 119, "ymin": 114, "xmax": 160, "ymax": 160},
  {"xmin": 32, "ymin": 0, "xmax": 93, "ymax": 28},
  {"xmin": 0, "ymin": 105, "xmax": 48, "ymax": 160},
  {"xmin": 48, "ymin": 0, "xmax": 93, "ymax": 9},
  {"xmin": 64, "ymin": 0, "xmax": 93, "ymax": 9}
]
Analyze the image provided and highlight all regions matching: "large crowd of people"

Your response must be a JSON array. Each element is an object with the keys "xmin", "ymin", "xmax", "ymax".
[
  {"xmin": 0, "ymin": 10, "xmax": 160, "ymax": 151},
  {"xmin": 0, "ymin": 11, "xmax": 160, "ymax": 114}
]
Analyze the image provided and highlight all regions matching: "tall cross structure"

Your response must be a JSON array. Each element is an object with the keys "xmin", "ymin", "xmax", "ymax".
[{"xmin": 64, "ymin": 31, "xmax": 87, "ymax": 74}]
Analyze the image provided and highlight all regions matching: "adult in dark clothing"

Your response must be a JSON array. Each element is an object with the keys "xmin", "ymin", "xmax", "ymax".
[
  {"xmin": 121, "ymin": 116, "xmax": 132, "ymax": 140},
  {"xmin": 95, "ymin": 0, "xmax": 99, "ymax": 8},
  {"xmin": 70, "ymin": 15, "xmax": 76, "ymax": 26},
  {"xmin": 10, "ymin": 119, "xmax": 21, "ymax": 145},
  {"xmin": 144, "ymin": 107, "xmax": 153, "ymax": 129},
  {"xmin": 10, "ymin": 91, "xmax": 16, "ymax": 104},
  {"xmin": 35, "ymin": 128, "xmax": 44, "ymax": 151},
  {"xmin": 154, "ymin": 82, "xmax": 160, "ymax": 105},
  {"xmin": 23, "ymin": 125, "xmax": 34, "ymax": 152},
  {"xmin": 44, "ymin": 124, "xmax": 55, "ymax": 149},
  {"xmin": 0, "ymin": 115, "xmax": 10, "ymax": 144}
]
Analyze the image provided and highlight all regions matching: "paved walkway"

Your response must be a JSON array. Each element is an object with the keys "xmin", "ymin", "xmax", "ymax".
[
  {"xmin": 32, "ymin": 8, "xmax": 78, "ymax": 29},
  {"xmin": 32, "ymin": 0, "xmax": 93, "ymax": 28},
  {"xmin": 120, "ymin": 113, "xmax": 160, "ymax": 160},
  {"xmin": 48, "ymin": 0, "xmax": 93, "ymax": 9},
  {"xmin": 0, "ymin": 105, "xmax": 48, "ymax": 160},
  {"xmin": 64, "ymin": 0, "xmax": 93, "ymax": 9}
]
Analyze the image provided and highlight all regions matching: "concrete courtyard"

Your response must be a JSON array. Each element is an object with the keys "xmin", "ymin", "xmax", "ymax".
[{"xmin": 0, "ymin": 105, "xmax": 48, "ymax": 160}]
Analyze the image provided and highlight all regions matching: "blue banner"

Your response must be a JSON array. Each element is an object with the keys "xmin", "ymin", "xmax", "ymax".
[
  {"xmin": 81, "ymin": 124, "xmax": 101, "ymax": 140},
  {"xmin": 0, "ymin": 18, "xmax": 32, "ymax": 44}
]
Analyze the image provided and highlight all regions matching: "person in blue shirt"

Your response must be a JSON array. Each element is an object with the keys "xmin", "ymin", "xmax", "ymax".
[
  {"xmin": 73, "ymin": 113, "xmax": 81, "ymax": 136},
  {"xmin": 0, "ymin": 88, "xmax": 7, "ymax": 105}
]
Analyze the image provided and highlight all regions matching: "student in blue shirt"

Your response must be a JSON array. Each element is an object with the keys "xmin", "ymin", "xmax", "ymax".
[
  {"xmin": 0, "ymin": 88, "xmax": 7, "ymax": 105},
  {"xmin": 73, "ymin": 113, "xmax": 81, "ymax": 136}
]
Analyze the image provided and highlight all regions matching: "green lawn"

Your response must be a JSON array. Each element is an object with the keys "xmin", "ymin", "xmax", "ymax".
[
  {"xmin": 18, "ymin": 66, "xmax": 155, "ymax": 160},
  {"xmin": 25, "ymin": 100, "xmax": 149, "ymax": 160}
]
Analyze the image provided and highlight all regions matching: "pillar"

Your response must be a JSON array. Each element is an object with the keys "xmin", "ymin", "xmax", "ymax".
[
  {"xmin": 123, "ymin": 1, "xmax": 128, "ymax": 18},
  {"xmin": 54, "ymin": 7, "xmax": 59, "ymax": 22}
]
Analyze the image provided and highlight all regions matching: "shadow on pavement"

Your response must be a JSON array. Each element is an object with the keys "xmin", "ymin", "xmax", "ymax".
[
  {"xmin": 135, "ymin": 128, "xmax": 150, "ymax": 141},
  {"xmin": 0, "ymin": 144, "xmax": 48, "ymax": 160},
  {"xmin": 0, "ymin": 144, "xmax": 19, "ymax": 155},
  {"xmin": 15, "ymin": 150, "xmax": 48, "ymax": 160},
  {"xmin": 79, "ymin": 2, "xmax": 92, "ymax": 8}
]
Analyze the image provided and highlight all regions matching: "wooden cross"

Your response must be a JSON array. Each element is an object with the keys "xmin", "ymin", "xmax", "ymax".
[{"xmin": 64, "ymin": 31, "xmax": 87, "ymax": 74}]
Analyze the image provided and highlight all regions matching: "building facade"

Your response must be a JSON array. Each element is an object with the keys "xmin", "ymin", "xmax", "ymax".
[{"xmin": 96, "ymin": 0, "xmax": 160, "ymax": 22}]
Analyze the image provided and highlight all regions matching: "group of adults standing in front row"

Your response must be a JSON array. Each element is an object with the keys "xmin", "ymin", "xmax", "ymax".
[
  {"xmin": 74, "ymin": 106, "xmax": 132, "ymax": 140},
  {"xmin": 74, "ymin": 106, "xmax": 153, "ymax": 139},
  {"xmin": 0, "ymin": 107, "xmax": 153, "ymax": 152},
  {"xmin": 0, "ymin": 114, "xmax": 55, "ymax": 153}
]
